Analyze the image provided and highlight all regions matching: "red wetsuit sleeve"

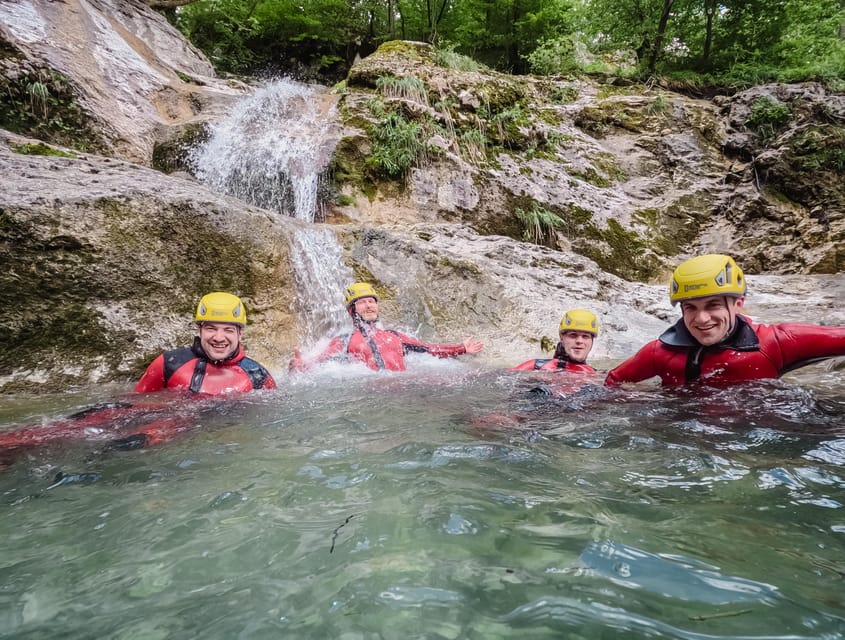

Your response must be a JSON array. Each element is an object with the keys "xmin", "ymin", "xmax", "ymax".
[
  {"xmin": 767, "ymin": 323, "xmax": 845, "ymax": 372},
  {"xmin": 510, "ymin": 360, "xmax": 538, "ymax": 370},
  {"xmin": 395, "ymin": 331, "xmax": 467, "ymax": 358},
  {"xmin": 134, "ymin": 355, "xmax": 167, "ymax": 392},
  {"xmin": 604, "ymin": 341, "xmax": 663, "ymax": 386},
  {"xmin": 262, "ymin": 372, "xmax": 277, "ymax": 390},
  {"xmin": 293, "ymin": 336, "xmax": 347, "ymax": 371}
]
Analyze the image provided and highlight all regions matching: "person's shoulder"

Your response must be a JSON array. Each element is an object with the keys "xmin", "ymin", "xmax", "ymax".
[
  {"xmin": 510, "ymin": 359, "xmax": 540, "ymax": 370},
  {"xmin": 163, "ymin": 346, "xmax": 195, "ymax": 360},
  {"xmin": 239, "ymin": 355, "xmax": 269, "ymax": 370}
]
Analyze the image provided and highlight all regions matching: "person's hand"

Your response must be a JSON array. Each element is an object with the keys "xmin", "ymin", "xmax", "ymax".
[
  {"xmin": 463, "ymin": 337, "xmax": 484, "ymax": 354},
  {"xmin": 288, "ymin": 347, "xmax": 305, "ymax": 372}
]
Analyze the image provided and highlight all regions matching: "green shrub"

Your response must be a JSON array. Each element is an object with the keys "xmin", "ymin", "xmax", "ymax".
[
  {"xmin": 368, "ymin": 112, "xmax": 428, "ymax": 178},
  {"xmin": 435, "ymin": 44, "xmax": 485, "ymax": 72},
  {"xmin": 746, "ymin": 96, "xmax": 792, "ymax": 144},
  {"xmin": 645, "ymin": 94, "xmax": 670, "ymax": 115},
  {"xmin": 526, "ymin": 35, "xmax": 583, "ymax": 75},
  {"xmin": 547, "ymin": 85, "xmax": 580, "ymax": 104}
]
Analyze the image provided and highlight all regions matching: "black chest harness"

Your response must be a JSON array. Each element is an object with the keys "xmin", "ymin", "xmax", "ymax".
[
  {"xmin": 337, "ymin": 328, "xmax": 413, "ymax": 371},
  {"xmin": 162, "ymin": 340, "xmax": 269, "ymax": 393}
]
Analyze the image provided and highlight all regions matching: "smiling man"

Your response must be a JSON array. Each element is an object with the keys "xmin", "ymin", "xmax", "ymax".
[
  {"xmin": 135, "ymin": 292, "xmax": 276, "ymax": 394},
  {"xmin": 605, "ymin": 254, "xmax": 845, "ymax": 387},
  {"xmin": 290, "ymin": 282, "xmax": 483, "ymax": 372},
  {"xmin": 511, "ymin": 309, "xmax": 599, "ymax": 373}
]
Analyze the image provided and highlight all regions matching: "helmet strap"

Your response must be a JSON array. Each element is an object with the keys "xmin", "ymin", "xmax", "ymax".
[
  {"xmin": 350, "ymin": 309, "xmax": 379, "ymax": 333},
  {"xmin": 556, "ymin": 333, "xmax": 592, "ymax": 363},
  {"xmin": 554, "ymin": 341, "xmax": 586, "ymax": 364}
]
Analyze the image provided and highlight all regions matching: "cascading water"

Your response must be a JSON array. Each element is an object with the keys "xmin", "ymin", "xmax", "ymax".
[
  {"xmin": 289, "ymin": 226, "xmax": 353, "ymax": 344},
  {"xmin": 190, "ymin": 78, "xmax": 341, "ymax": 222},
  {"xmin": 191, "ymin": 78, "xmax": 352, "ymax": 342}
]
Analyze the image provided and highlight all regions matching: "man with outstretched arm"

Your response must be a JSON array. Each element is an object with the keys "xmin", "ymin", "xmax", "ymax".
[
  {"xmin": 289, "ymin": 282, "xmax": 483, "ymax": 372},
  {"xmin": 605, "ymin": 254, "xmax": 845, "ymax": 387}
]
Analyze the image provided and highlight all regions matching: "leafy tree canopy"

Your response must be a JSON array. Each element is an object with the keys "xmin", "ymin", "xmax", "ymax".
[{"xmin": 172, "ymin": 0, "xmax": 845, "ymax": 88}]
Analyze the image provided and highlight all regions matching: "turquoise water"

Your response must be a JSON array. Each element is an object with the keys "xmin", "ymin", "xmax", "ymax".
[{"xmin": 1, "ymin": 361, "xmax": 843, "ymax": 639}]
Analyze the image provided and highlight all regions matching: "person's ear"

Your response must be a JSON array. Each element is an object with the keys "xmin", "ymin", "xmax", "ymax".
[{"xmin": 735, "ymin": 296, "xmax": 746, "ymax": 309}]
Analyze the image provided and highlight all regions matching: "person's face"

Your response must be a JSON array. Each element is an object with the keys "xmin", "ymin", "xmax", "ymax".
[
  {"xmin": 680, "ymin": 295, "xmax": 743, "ymax": 346},
  {"xmin": 352, "ymin": 296, "xmax": 379, "ymax": 322},
  {"xmin": 560, "ymin": 330, "xmax": 594, "ymax": 363},
  {"xmin": 198, "ymin": 322, "xmax": 243, "ymax": 360}
]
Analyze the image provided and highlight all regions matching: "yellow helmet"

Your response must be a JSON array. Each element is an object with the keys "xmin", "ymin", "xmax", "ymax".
[
  {"xmin": 195, "ymin": 292, "xmax": 247, "ymax": 325},
  {"xmin": 559, "ymin": 309, "xmax": 599, "ymax": 336},
  {"xmin": 344, "ymin": 282, "xmax": 379, "ymax": 307},
  {"xmin": 670, "ymin": 254, "xmax": 746, "ymax": 306}
]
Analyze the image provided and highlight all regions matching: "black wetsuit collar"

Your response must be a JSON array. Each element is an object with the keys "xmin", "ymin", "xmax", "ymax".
[
  {"xmin": 553, "ymin": 343, "xmax": 587, "ymax": 366},
  {"xmin": 658, "ymin": 315, "xmax": 760, "ymax": 351}
]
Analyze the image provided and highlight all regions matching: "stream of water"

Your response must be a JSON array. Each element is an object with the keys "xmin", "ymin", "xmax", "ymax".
[
  {"xmin": 2, "ymin": 77, "xmax": 842, "ymax": 639},
  {"xmin": 190, "ymin": 78, "xmax": 340, "ymax": 222},
  {"xmin": 1, "ymin": 361, "xmax": 843, "ymax": 639}
]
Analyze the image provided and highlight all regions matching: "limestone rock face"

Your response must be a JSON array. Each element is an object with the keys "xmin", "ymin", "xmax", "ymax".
[
  {"xmin": 0, "ymin": 133, "xmax": 299, "ymax": 392},
  {"xmin": 0, "ymin": 7, "xmax": 842, "ymax": 392},
  {"xmin": 333, "ymin": 43, "xmax": 844, "ymax": 276},
  {"xmin": 0, "ymin": 0, "xmax": 246, "ymax": 164}
]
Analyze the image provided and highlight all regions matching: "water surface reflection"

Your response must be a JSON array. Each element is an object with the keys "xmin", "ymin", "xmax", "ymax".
[{"xmin": 1, "ymin": 363, "xmax": 843, "ymax": 639}]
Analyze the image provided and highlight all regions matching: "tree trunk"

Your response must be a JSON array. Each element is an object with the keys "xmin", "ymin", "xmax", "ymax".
[
  {"xmin": 840, "ymin": 0, "xmax": 845, "ymax": 39},
  {"xmin": 648, "ymin": 0, "xmax": 675, "ymax": 74},
  {"xmin": 388, "ymin": 0, "xmax": 395, "ymax": 38},
  {"xmin": 702, "ymin": 0, "xmax": 716, "ymax": 65}
]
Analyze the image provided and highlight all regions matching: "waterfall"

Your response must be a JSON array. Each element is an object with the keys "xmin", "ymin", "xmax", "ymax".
[
  {"xmin": 191, "ymin": 78, "xmax": 352, "ymax": 345},
  {"xmin": 289, "ymin": 226, "xmax": 353, "ymax": 345},
  {"xmin": 190, "ymin": 78, "xmax": 341, "ymax": 222}
]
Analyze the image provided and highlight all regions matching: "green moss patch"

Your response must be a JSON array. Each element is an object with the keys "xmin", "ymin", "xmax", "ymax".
[
  {"xmin": 0, "ymin": 68, "xmax": 106, "ymax": 153},
  {"xmin": 11, "ymin": 142, "xmax": 77, "ymax": 158}
]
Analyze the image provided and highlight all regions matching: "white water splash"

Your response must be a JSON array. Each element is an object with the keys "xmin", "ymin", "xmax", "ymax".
[
  {"xmin": 290, "ymin": 227, "xmax": 353, "ymax": 345},
  {"xmin": 190, "ymin": 78, "xmax": 340, "ymax": 221}
]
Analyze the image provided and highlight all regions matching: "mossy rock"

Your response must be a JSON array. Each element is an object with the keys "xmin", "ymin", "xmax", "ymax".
[
  {"xmin": 348, "ymin": 41, "xmax": 437, "ymax": 89},
  {"xmin": 152, "ymin": 123, "xmax": 209, "ymax": 174},
  {"xmin": 0, "ymin": 65, "xmax": 107, "ymax": 154},
  {"xmin": 0, "ymin": 198, "xmax": 282, "ymax": 387},
  {"xmin": 11, "ymin": 142, "xmax": 77, "ymax": 158}
]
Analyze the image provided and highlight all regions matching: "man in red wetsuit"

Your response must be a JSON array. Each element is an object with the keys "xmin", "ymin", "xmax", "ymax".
[
  {"xmin": 605, "ymin": 254, "xmax": 845, "ymax": 387},
  {"xmin": 1, "ymin": 293, "xmax": 277, "ymax": 460},
  {"xmin": 136, "ymin": 291, "xmax": 277, "ymax": 394},
  {"xmin": 511, "ymin": 309, "xmax": 599, "ymax": 374},
  {"xmin": 289, "ymin": 282, "xmax": 483, "ymax": 372}
]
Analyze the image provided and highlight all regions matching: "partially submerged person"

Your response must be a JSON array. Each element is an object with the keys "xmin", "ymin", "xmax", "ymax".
[
  {"xmin": 289, "ymin": 282, "xmax": 483, "ymax": 372},
  {"xmin": 511, "ymin": 309, "xmax": 598, "ymax": 374},
  {"xmin": 605, "ymin": 254, "xmax": 845, "ymax": 387},
  {"xmin": 1, "ymin": 293, "xmax": 278, "ymax": 461},
  {"xmin": 136, "ymin": 291, "xmax": 276, "ymax": 394},
  {"xmin": 470, "ymin": 310, "xmax": 601, "ymax": 434}
]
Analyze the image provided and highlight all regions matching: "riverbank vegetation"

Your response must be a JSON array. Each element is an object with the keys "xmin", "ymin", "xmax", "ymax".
[{"xmin": 170, "ymin": 0, "xmax": 844, "ymax": 90}]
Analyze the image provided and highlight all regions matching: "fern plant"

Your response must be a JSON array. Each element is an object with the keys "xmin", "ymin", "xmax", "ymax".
[
  {"xmin": 515, "ymin": 205, "xmax": 563, "ymax": 245},
  {"xmin": 368, "ymin": 112, "xmax": 428, "ymax": 179}
]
